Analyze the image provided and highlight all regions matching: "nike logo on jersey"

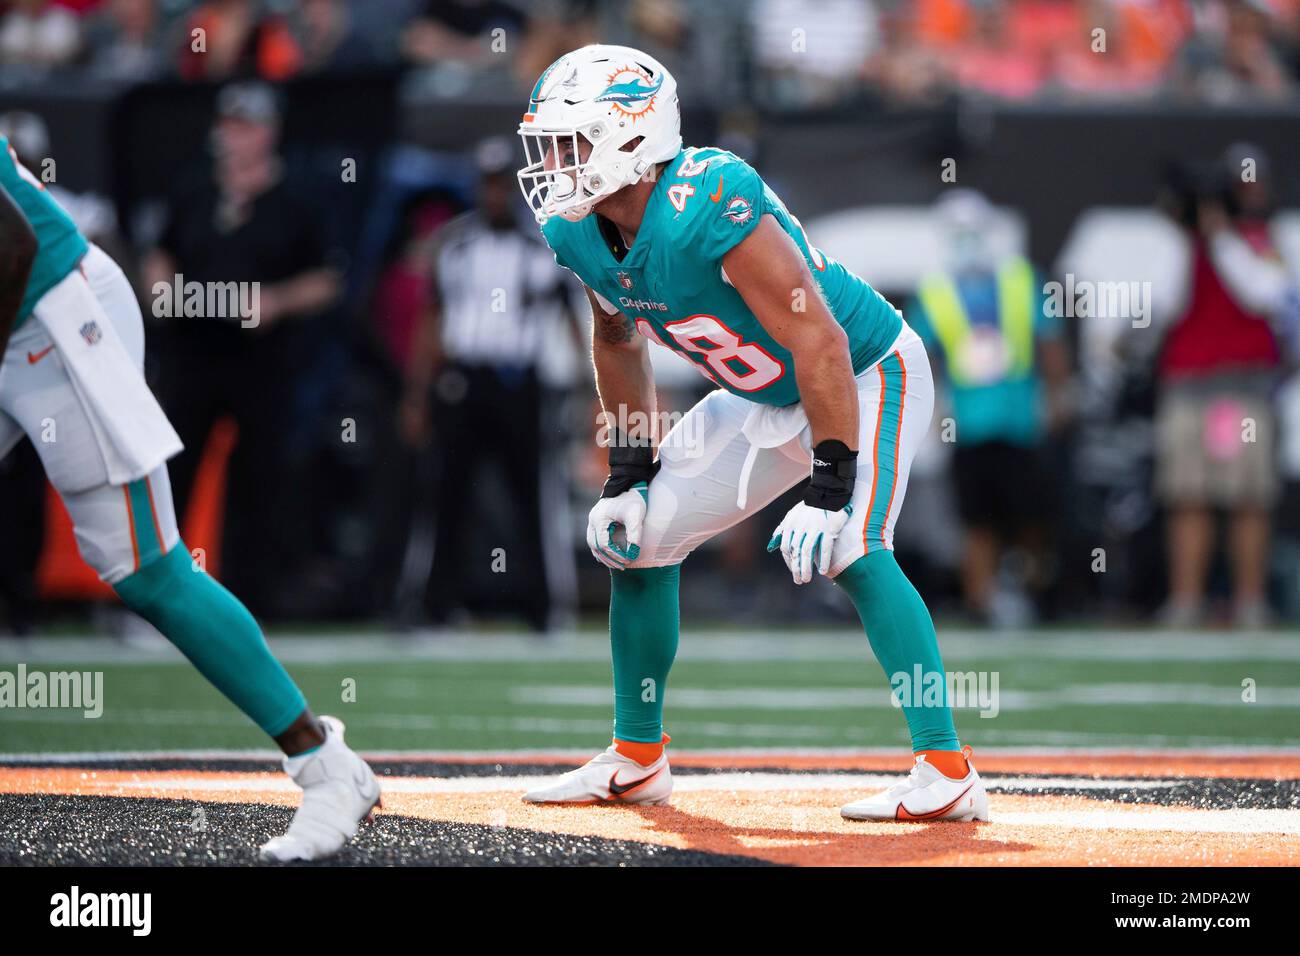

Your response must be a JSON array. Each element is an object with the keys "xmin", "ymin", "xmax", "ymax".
[
  {"xmin": 26, "ymin": 345, "xmax": 55, "ymax": 364},
  {"xmin": 709, "ymin": 177, "xmax": 724, "ymax": 202},
  {"xmin": 608, "ymin": 769, "xmax": 658, "ymax": 797}
]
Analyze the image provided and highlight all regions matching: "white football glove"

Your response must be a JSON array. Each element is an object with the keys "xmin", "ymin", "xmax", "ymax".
[
  {"xmin": 768, "ymin": 502, "xmax": 853, "ymax": 585},
  {"xmin": 586, "ymin": 482, "xmax": 648, "ymax": 570}
]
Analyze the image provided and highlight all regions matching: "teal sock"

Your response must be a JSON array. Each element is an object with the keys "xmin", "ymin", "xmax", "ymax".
[
  {"xmin": 113, "ymin": 543, "xmax": 307, "ymax": 737},
  {"xmin": 609, "ymin": 564, "xmax": 680, "ymax": 743},
  {"xmin": 835, "ymin": 550, "xmax": 960, "ymax": 752}
]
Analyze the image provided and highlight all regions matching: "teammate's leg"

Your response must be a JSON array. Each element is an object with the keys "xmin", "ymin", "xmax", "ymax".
[
  {"xmin": 12, "ymin": 246, "xmax": 382, "ymax": 858},
  {"xmin": 66, "ymin": 468, "xmax": 307, "ymax": 734}
]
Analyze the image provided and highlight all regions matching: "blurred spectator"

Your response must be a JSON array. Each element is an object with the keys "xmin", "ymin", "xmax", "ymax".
[
  {"xmin": 0, "ymin": 0, "xmax": 82, "ymax": 69},
  {"xmin": 401, "ymin": 0, "xmax": 528, "ymax": 66},
  {"xmin": 1275, "ymin": 287, "xmax": 1300, "ymax": 619},
  {"xmin": 750, "ymin": 0, "xmax": 882, "ymax": 107},
  {"xmin": 1154, "ymin": 143, "xmax": 1287, "ymax": 627},
  {"xmin": 907, "ymin": 190, "xmax": 1072, "ymax": 625},
  {"xmin": 83, "ymin": 0, "xmax": 169, "ymax": 80},
  {"xmin": 292, "ymin": 0, "xmax": 376, "ymax": 74},
  {"xmin": 143, "ymin": 81, "xmax": 342, "ymax": 616},
  {"xmin": 400, "ymin": 136, "xmax": 581, "ymax": 632},
  {"xmin": 1052, "ymin": 0, "xmax": 1190, "ymax": 99},
  {"xmin": 1172, "ymin": 0, "xmax": 1295, "ymax": 102},
  {"xmin": 938, "ymin": 0, "xmax": 1049, "ymax": 100},
  {"xmin": 371, "ymin": 197, "xmax": 456, "ymax": 376},
  {"xmin": 600, "ymin": 0, "xmax": 747, "ymax": 106},
  {"xmin": 177, "ymin": 0, "xmax": 302, "ymax": 82}
]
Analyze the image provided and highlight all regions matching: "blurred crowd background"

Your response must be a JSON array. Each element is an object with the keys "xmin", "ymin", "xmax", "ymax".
[{"xmin": 0, "ymin": 0, "xmax": 1299, "ymax": 635}]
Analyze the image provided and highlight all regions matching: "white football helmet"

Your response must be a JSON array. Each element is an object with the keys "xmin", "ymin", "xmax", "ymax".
[{"xmin": 517, "ymin": 44, "xmax": 681, "ymax": 224}]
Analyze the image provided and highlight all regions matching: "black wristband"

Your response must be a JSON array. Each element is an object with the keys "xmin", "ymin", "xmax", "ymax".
[
  {"xmin": 601, "ymin": 431, "xmax": 659, "ymax": 498},
  {"xmin": 803, "ymin": 439, "xmax": 857, "ymax": 511}
]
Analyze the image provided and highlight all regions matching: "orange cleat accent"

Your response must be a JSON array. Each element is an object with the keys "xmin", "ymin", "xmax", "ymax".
[
  {"xmin": 916, "ymin": 744, "xmax": 972, "ymax": 780},
  {"xmin": 614, "ymin": 732, "xmax": 671, "ymax": 767}
]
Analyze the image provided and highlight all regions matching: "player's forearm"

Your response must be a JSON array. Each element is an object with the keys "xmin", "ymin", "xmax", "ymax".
[
  {"xmin": 792, "ymin": 338, "xmax": 858, "ymax": 447},
  {"xmin": 594, "ymin": 341, "xmax": 657, "ymax": 447},
  {"xmin": 589, "ymin": 292, "xmax": 658, "ymax": 446},
  {"xmin": 0, "ymin": 184, "xmax": 37, "ymax": 353}
]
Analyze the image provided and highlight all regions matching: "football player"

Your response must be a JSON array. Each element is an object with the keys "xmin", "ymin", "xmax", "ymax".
[
  {"xmin": 516, "ymin": 45, "xmax": 988, "ymax": 822},
  {"xmin": 0, "ymin": 138, "xmax": 380, "ymax": 860}
]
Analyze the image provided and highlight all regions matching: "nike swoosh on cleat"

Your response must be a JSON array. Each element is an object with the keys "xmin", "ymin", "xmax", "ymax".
[
  {"xmin": 607, "ymin": 769, "xmax": 658, "ymax": 798},
  {"xmin": 895, "ymin": 784, "xmax": 974, "ymax": 821},
  {"xmin": 26, "ymin": 345, "xmax": 55, "ymax": 364}
]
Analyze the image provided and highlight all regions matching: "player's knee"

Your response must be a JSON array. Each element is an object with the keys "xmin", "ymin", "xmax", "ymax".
[
  {"xmin": 73, "ymin": 525, "xmax": 142, "ymax": 585},
  {"xmin": 112, "ymin": 543, "xmax": 199, "ymax": 618}
]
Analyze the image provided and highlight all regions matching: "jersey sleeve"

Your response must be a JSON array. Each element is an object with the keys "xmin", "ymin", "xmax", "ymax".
[{"xmin": 685, "ymin": 158, "xmax": 767, "ymax": 263}]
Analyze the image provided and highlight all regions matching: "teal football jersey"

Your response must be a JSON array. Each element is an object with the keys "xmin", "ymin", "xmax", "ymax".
[
  {"xmin": 543, "ymin": 147, "xmax": 902, "ymax": 407},
  {"xmin": 1, "ymin": 136, "xmax": 89, "ymax": 330}
]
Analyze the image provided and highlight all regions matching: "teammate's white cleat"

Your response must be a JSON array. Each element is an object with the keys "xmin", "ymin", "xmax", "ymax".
[
  {"xmin": 259, "ymin": 716, "xmax": 382, "ymax": 862},
  {"xmin": 841, "ymin": 747, "xmax": 989, "ymax": 822},
  {"xmin": 522, "ymin": 743, "xmax": 672, "ymax": 806}
]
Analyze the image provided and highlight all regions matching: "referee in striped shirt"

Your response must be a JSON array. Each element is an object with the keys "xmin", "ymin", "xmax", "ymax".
[{"xmin": 402, "ymin": 137, "xmax": 582, "ymax": 632}]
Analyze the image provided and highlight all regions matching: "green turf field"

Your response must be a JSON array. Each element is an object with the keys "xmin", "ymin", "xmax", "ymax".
[{"xmin": 2, "ymin": 630, "xmax": 1298, "ymax": 753}]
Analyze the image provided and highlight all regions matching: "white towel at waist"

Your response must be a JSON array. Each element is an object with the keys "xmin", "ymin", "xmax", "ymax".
[
  {"xmin": 33, "ymin": 266, "xmax": 182, "ymax": 488},
  {"xmin": 735, "ymin": 400, "xmax": 812, "ymax": 509},
  {"xmin": 733, "ymin": 361, "xmax": 886, "ymax": 510}
]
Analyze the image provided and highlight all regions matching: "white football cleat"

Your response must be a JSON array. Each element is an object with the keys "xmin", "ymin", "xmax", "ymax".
[
  {"xmin": 522, "ymin": 743, "xmax": 672, "ymax": 806},
  {"xmin": 841, "ymin": 747, "xmax": 989, "ymax": 822},
  {"xmin": 259, "ymin": 715, "xmax": 382, "ymax": 862}
]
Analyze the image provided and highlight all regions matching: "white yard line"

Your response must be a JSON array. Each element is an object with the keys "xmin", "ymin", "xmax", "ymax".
[
  {"xmin": 511, "ymin": 683, "xmax": 1300, "ymax": 710},
  {"xmin": 3, "ymin": 630, "xmax": 1299, "ymax": 665}
]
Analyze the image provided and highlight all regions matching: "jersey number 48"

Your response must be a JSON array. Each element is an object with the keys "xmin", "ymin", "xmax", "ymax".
[{"xmin": 641, "ymin": 314, "xmax": 785, "ymax": 392}]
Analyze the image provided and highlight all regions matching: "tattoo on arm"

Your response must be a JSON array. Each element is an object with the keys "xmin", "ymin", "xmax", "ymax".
[{"xmin": 594, "ymin": 310, "xmax": 636, "ymax": 345}]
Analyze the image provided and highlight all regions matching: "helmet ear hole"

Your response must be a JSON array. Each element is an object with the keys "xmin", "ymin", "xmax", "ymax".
[{"xmin": 619, "ymin": 136, "xmax": 645, "ymax": 154}]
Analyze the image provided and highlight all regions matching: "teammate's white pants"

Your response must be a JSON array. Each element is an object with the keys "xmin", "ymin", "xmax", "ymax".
[
  {"xmin": 0, "ymin": 246, "xmax": 180, "ymax": 584},
  {"xmin": 630, "ymin": 322, "xmax": 934, "ymax": 576}
]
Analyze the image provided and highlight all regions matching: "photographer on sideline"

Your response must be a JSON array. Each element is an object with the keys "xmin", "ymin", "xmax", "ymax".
[{"xmin": 1154, "ymin": 143, "xmax": 1288, "ymax": 628}]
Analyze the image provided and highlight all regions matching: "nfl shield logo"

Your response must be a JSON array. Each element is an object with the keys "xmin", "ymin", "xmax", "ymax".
[
  {"xmin": 617, "ymin": 271, "xmax": 634, "ymax": 290},
  {"xmin": 79, "ymin": 321, "xmax": 102, "ymax": 345}
]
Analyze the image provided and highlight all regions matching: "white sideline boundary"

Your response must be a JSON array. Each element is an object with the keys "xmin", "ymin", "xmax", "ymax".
[
  {"xmin": 3, "ymin": 745, "xmax": 1300, "ymax": 764},
  {"xmin": 3, "ymin": 629, "xmax": 1300, "ymax": 665}
]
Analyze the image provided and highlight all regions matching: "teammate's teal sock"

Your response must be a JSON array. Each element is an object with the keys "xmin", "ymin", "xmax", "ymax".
[
  {"xmin": 835, "ymin": 550, "xmax": 960, "ymax": 752},
  {"xmin": 609, "ymin": 564, "xmax": 680, "ymax": 743},
  {"xmin": 113, "ymin": 543, "xmax": 307, "ymax": 737}
]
